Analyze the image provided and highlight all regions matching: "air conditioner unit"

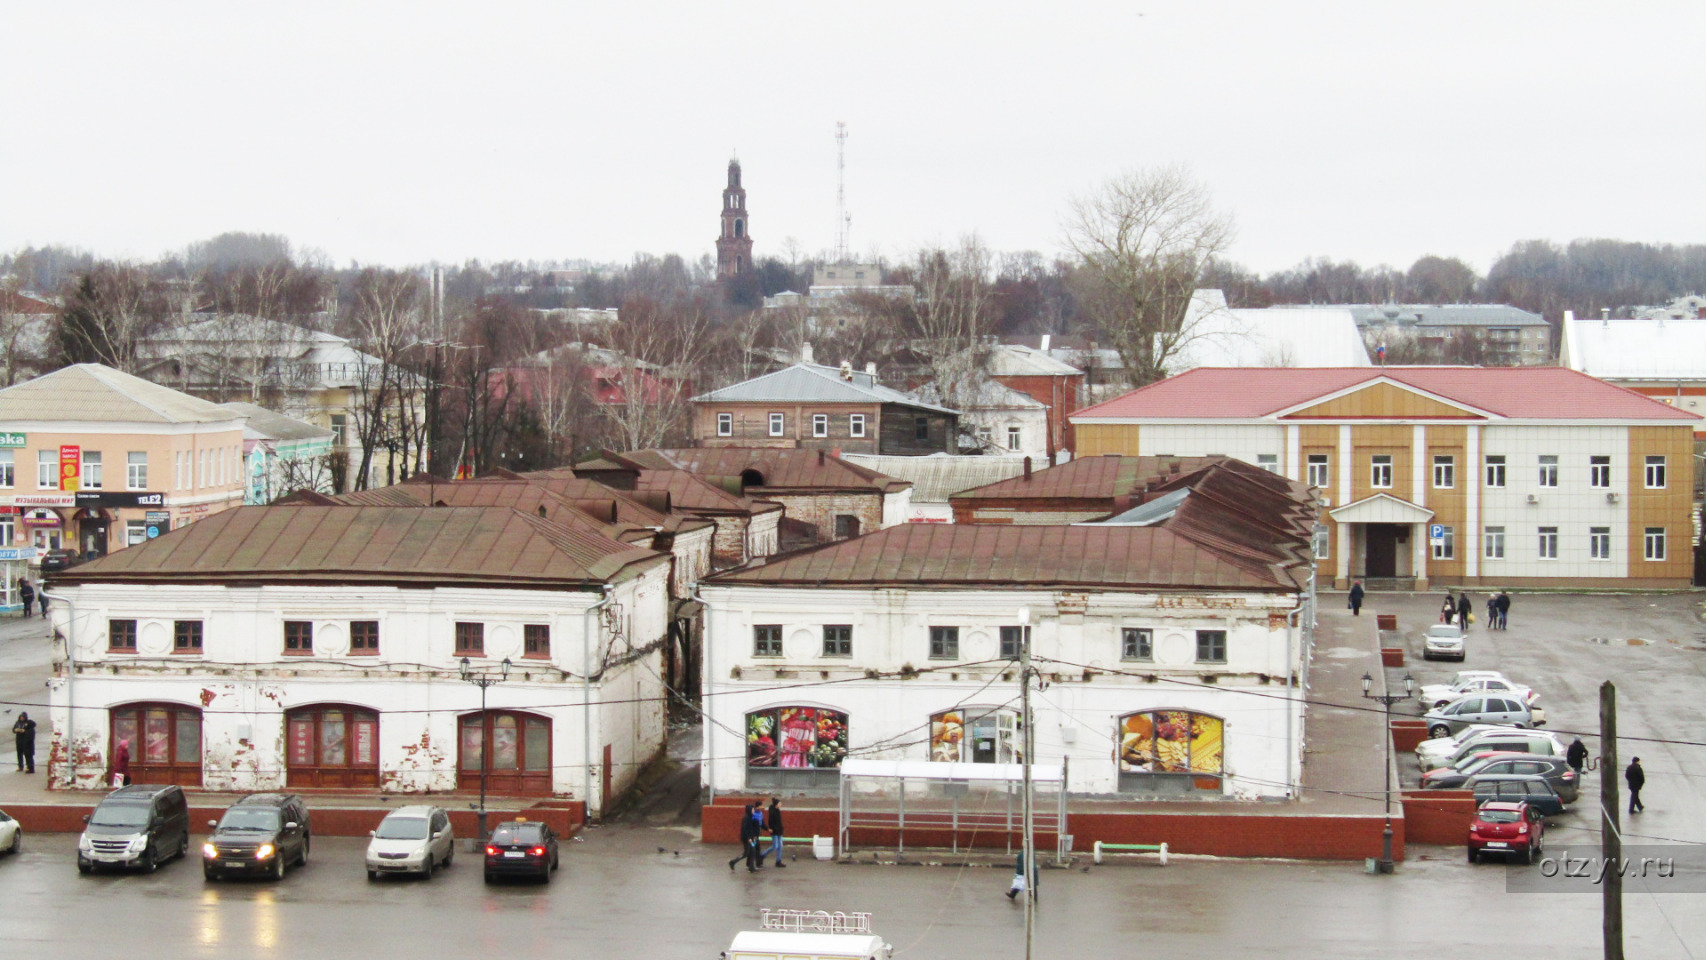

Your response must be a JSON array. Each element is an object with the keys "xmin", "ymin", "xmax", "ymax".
[
  {"xmin": 1526, "ymin": 494, "xmax": 1540, "ymax": 504},
  {"xmin": 1606, "ymin": 492, "xmax": 1620, "ymax": 504},
  {"xmin": 1318, "ymin": 497, "xmax": 1332, "ymax": 507}
]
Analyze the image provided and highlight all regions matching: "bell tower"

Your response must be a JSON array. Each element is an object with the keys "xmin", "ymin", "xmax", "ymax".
[{"xmin": 716, "ymin": 158, "xmax": 753, "ymax": 279}]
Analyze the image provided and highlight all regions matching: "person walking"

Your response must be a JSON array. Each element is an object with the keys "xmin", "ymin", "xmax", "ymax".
[
  {"xmin": 1625, "ymin": 757, "xmax": 1645, "ymax": 814},
  {"xmin": 1348, "ymin": 580, "xmax": 1365, "ymax": 617},
  {"xmin": 1566, "ymin": 737, "xmax": 1588, "ymax": 780},
  {"xmin": 1494, "ymin": 592, "xmax": 1511, "ymax": 630},
  {"xmin": 729, "ymin": 802, "xmax": 762, "ymax": 872},
  {"xmin": 17, "ymin": 580, "xmax": 34, "ymax": 618},
  {"xmin": 1485, "ymin": 595, "xmax": 1498, "ymax": 630},
  {"xmin": 1006, "ymin": 850, "xmax": 1037, "ymax": 901},
  {"xmin": 37, "ymin": 589, "xmax": 47, "ymax": 618},
  {"xmin": 1456, "ymin": 593, "xmax": 1472, "ymax": 629},
  {"xmin": 112, "ymin": 738, "xmax": 131, "ymax": 788},
  {"xmin": 11, "ymin": 712, "xmax": 36, "ymax": 773},
  {"xmin": 1440, "ymin": 594, "xmax": 1456, "ymax": 626},
  {"xmin": 765, "ymin": 797, "xmax": 787, "ymax": 868}
]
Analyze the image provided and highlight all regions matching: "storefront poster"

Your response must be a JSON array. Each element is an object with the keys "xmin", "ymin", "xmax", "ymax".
[
  {"xmin": 1119, "ymin": 711, "xmax": 1224, "ymax": 775},
  {"xmin": 59, "ymin": 445, "xmax": 80, "ymax": 493},
  {"xmin": 747, "ymin": 707, "xmax": 848, "ymax": 769}
]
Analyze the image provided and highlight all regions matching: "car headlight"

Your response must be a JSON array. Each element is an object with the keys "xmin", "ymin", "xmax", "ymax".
[
  {"xmin": 128, "ymin": 837, "xmax": 149, "ymax": 853},
  {"xmin": 256, "ymin": 844, "xmax": 275, "ymax": 860},
  {"xmin": 203, "ymin": 843, "xmax": 219, "ymax": 859},
  {"xmin": 79, "ymin": 835, "xmax": 92, "ymax": 852}
]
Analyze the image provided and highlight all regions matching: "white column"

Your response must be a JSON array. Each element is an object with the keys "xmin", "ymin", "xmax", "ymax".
[
  {"xmin": 1411, "ymin": 424, "xmax": 1427, "ymax": 508},
  {"xmin": 1336, "ymin": 425, "xmax": 1352, "ymax": 504},
  {"xmin": 1337, "ymin": 519, "xmax": 1351, "ymax": 584},
  {"xmin": 1285, "ymin": 423, "xmax": 1301, "ymax": 481},
  {"xmin": 1465, "ymin": 425, "xmax": 1480, "ymax": 579},
  {"xmin": 1413, "ymin": 522, "xmax": 1428, "ymax": 586}
]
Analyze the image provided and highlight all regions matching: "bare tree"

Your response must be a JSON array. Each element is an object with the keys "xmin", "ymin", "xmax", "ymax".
[
  {"xmin": 1064, "ymin": 167, "xmax": 1234, "ymax": 387},
  {"xmin": 596, "ymin": 297, "xmax": 718, "ymax": 450},
  {"xmin": 347, "ymin": 269, "xmax": 428, "ymax": 489},
  {"xmin": 54, "ymin": 263, "xmax": 173, "ymax": 372},
  {"xmin": 910, "ymin": 236, "xmax": 996, "ymax": 406}
]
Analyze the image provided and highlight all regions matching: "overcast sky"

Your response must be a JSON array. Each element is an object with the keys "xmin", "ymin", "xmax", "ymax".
[{"xmin": 3, "ymin": 2, "xmax": 1701, "ymax": 275}]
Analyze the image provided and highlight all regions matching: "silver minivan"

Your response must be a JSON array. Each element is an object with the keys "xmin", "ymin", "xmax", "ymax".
[
  {"xmin": 365, "ymin": 805, "xmax": 454, "ymax": 880},
  {"xmin": 1422, "ymin": 695, "xmax": 1543, "ymax": 738}
]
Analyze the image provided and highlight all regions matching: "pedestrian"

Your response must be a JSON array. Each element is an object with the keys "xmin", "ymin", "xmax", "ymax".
[
  {"xmin": 1348, "ymin": 579, "xmax": 1365, "ymax": 617},
  {"xmin": 1006, "ymin": 851, "xmax": 1037, "ymax": 901},
  {"xmin": 1440, "ymin": 594, "xmax": 1456, "ymax": 626},
  {"xmin": 1495, "ymin": 592, "xmax": 1510, "ymax": 630},
  {"xmin": 1485, "ymin": 595, "xmax": 1497, "ymax": 630},
  {"xmin": 37, "ymin": 589, "xmax": 47, "ymax": 618},
  {"xmin": 766, "ymin": 797, "xmax": 787, "ymax": 868},
  {"xmin": 728, "ymin": 802, "xmax": 761, "ymax": 872},
  {"xmin": 112, "ymin": 738, "xmax": 131, "ymax": 788},
  {"xmin": 1566, "ymin": 737, "xmax": 1588, "ymax": 779},
  {"xmin": 1625, "ymin": 757, "xmax": 1645, "ymax": 814},
  {"xmin": 1456, "ymin": 593, "xmax": 1472, "ymax": 628},
  {"xmin": 11, "ymin": 711, "xmax": 36, "ymax": 773},
  {"xmin": 17, "ymin": 579, "xmax": 34, "ymax": 618}
]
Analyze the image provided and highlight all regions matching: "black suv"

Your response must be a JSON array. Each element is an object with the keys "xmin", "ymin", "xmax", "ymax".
[{"xmin": 202, "ymin": 793, "xmax": 311, "ymax": 881}]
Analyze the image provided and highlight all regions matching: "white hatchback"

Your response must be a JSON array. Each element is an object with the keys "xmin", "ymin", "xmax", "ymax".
[
  {"xmin": 1421, "ymin": 624, "xmax": 1466, "ymax": 661},
  {"xmin": 365, "ymin": 806, "xmax": 454, "ymax": 880}
]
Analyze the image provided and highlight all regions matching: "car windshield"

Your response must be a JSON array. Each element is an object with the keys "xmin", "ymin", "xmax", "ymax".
[
  {"xmin": 1426, "ymin": 626, "xmax": 1461, "ymax": 639},
  {"xmin": 90, "ymin": 803, "xmax": 151, "ymax": 828},
  {"xmin": 492, "ymin": 825, "xmax": 542, "ymax": 844},
  {"xmin": 1478, "ymin": 808, "xmax": 1523, "ymax": 823},
  {"xmin": 375, "ymin": 817, "xmax": 430, "ymax": 840},
  {"xmin": 220, "ymin": 808, "xmax": 281, "ymax": 832}
]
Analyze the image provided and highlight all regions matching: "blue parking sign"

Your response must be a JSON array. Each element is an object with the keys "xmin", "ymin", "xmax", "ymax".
[{"xmin": 1429, "ymin": 523, "xmax": 1445, "ymax": 540}]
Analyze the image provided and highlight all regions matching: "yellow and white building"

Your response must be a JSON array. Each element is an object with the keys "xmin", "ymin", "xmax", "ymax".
[{"xmin": 1071, "ymin": 367, "xmax": 1700, "ymax": 589}]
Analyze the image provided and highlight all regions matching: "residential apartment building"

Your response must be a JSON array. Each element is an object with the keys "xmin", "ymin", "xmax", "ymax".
[
  {"xmin": 1346, "ymin": 303, "xmax": 1552, "ymax": 365},
  {"xmin": 689, "ymin": 362, "xmax": 958, "ymax": 456},
  {"xmin": 1071, "ymin": 367, "xmax": 1700, "ymax": 589}
]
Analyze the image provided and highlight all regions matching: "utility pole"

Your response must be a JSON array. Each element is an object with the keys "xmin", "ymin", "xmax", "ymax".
[
  {"xmin": 1600, "ymin": 681, "xmax": 1623, "ymax": 960},
  {"xmin": 1018, "ymin": 607, "xmax": 1036, "ymax": 960}
]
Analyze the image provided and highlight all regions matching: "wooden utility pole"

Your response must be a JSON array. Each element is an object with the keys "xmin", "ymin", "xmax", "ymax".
[
  {"xmin": 1600, "ymin": 681, "xmax": 1622, "ymax": 960},
  {"xmin": 1019, "ymin": 610, "xmax": 1036, "ymax": 960}
]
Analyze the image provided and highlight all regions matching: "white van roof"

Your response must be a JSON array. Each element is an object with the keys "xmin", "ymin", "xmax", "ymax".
[{"xmin": 728, "ymin": 930, "xmax": 888, "ymax": 959}]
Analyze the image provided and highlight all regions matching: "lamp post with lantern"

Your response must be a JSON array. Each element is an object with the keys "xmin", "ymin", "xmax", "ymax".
[
  {"xmin": 1361, "ymin": 670, "xmax": 1414, "ymax": 874},
  {"xmin": 460, "ymin": 656, "xmax": 511, "ymax": 843}
]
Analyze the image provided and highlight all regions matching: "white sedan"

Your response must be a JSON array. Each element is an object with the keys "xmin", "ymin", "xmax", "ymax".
[
  {"xmin": 0, "ymin": 808, "xmax": 20, "ymax": 855},
  {"xmin": 1420, "ymin": 672, "xmax": 1538, "ymax": 709}
]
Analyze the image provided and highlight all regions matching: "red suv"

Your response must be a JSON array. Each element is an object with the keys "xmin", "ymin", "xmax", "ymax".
[{"xmin": 1468, "ymin": 800, "xmax": 1545, "ymax": 864}]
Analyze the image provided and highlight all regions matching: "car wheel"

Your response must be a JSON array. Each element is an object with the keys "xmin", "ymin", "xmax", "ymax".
[
  {"xmin": 367, "ymin": 869, "xmax": 379, "ymax": 881},
  {"xmin": 552, "ymin": 852, "xmax": 559, "ymax": 872},
  {"xmin": 7, "ymin": 830, "xmax": 19, "ymax": 854},
  {"xmin": 1429, "ymin": 724, "xmax": 1452, "ymax": 739},
  {"xmin": 444, "ymin": 845, "xmax": 453, "ymax": 868},
  {"xmin": 299, "ymin": 836, "xmax": 310, "ymax": 867},
  {"xmin": 142, "ymin": 845, "xmax": 157, "ymax": 874},
  {"xmin": 484, "ymin": 871, "xmax": 495, "ymax": 884},
  {"xmin": 179, "ymin": 832, "xmax": 190, "ymax": 861},
  {"xmin": 272, "ymin": 852, "xmax": 287, "ymax": 881},
  {"xmin": 78, "ymin": 860, "xmax": 92, "ymax": 875},
  {"xmin": 1467, "ymin": 848, "xmax": 1476, "ymax": 864},
  {"xmin": 423, "ymin": 855, "xmax": 434, "ymax": 880}
]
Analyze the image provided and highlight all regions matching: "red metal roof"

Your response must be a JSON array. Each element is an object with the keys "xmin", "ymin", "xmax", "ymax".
[
  {"xmin": 606, "ymin": 449, "xmax": 911, "ymax": 494},
  {"xmin": 951, "ymin": 455, "xmax": 1223, "ymax": 502},
  {"xmin": 1072, "ymin": 366, "xmax": 1703, "ymax": 421}
]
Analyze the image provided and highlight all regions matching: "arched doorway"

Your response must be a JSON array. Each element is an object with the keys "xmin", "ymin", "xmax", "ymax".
[
  {"xmin": 458, "ymin": 710, "xmax": 551, "ymax": 796},
  {"xmin": 286, "ymin": 704, "xmax": 379, "ymax": 788},
  {"xmin": 111, "ymin": 702, "xmax": 202, "ymax": 787}
]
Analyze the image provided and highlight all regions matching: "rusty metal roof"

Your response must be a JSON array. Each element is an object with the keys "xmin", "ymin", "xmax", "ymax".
[
  {"xmin": 53, "ymin": 506, "xmax": 666, "ymax": 589},
  {"xmin": 604, "ymin": 448, "xmax": 911, "ymax": 494},
  {"xmin": 332, "ymin": 478, "xmax": 677, "ymax": 543},
  {"xmin": 950, "ymin": 455, "xmax": 1223, "ymax": 502}
]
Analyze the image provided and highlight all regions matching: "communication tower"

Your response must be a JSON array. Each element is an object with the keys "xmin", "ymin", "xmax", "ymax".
[{"xmin": 835, "ymin": 121, "xmax": 851, "ymax": 263}]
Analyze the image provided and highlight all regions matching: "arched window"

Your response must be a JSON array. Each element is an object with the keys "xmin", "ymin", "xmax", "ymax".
[
  {"xmin": 287, "ymin": 704, "xmax": 379, "ymax": 788},
  {"xmin": 746, "ymin": 706, "xmax": 847, "ymax": 789},
  {"xmin": 111, "ymin": 702, "xmax": 202, "ymax": 786},
  {"xmin": 1117, "ymin": 710, "xmax": 1224, "ymax": 795},
  {"xmin": 735, "ymin": 219, "xmax": 744, "ymax": 238},
  {"xmin": 930, "ymin": 707, "xmax": 1020, "ymax": 763},
  {"xmin": 739, "ymin": 468, "xmax": 765, "ymax": 489},
  {"xmin": 459, "ymin": 710, "xmax": 552, "ymax": 796}
]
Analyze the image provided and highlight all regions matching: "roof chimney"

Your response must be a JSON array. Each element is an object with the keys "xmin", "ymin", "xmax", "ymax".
[
  {"xmin": 840, "ymin": 360, "xmax": 853, "ymax": 381},
  {"xmin": 865, "ymin": 361, "xmax": 877, "ymax": 379},
  {"xmin": 801, "ymin": 341, "xmax": 815, "ymax": 365},
  {"xmin": 1601, "ymin": 307, "xmax": 1611, "ymax": 325},
  {"xmin": 817, "ymin": 449, "xmax": 826, "ymax": 465},
  {"xmin": 1040, "ymin": 334, "xmax": 1051, "ymax": 352},
  {"xmin": 1023, "ymin": 456, "xmax": 1033, "ymax": 479}
]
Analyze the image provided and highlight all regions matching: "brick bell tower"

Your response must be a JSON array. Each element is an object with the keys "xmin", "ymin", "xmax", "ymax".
[{"xmin": 716, "ymin": 157, "xmax": 753, "ymax": 279}]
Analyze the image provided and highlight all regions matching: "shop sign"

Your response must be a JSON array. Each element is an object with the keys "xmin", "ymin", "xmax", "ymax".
[
  {"xmin": 0, "ymin": 547, "xmax": 37, "ymax": 561},
  {"xmin": 75, "ymin": 491, "xmax": 166, "ymax": 508},
  {"xmin": 145, "ymin": 510, "xmax": 170, "ymax": 539},
  {"xmin": 0, "ymin": 432, "xmax": 25, "ymax": 448},
  {"xmin": 59, "ymin": 445, "xmax": 80, "ymax": 493},
  {"xmin": 13, "ymin": 494, "xmax": 74, "ymax": 508}
]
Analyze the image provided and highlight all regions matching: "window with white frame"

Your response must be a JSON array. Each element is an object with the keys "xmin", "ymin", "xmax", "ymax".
[
  {"xmin": 1644, "ymin": 527, "xmax": 1666, "ymax": 561},
  {"xmin": 1431, "ymin": 525, "xmax": 1454, "ymax": 560},
  {"xmin": 1312, "ymin": 527, "xmax": 1330, "ymax": 560},
  {"xmin": 175, "ymin": 451, "xmax": 185, "ymax": 489},
  {"xmin": 0, "ymin": 516, "xmax": 12, "ymax": 545},
  {"xmin": 1256, "ymin": 453, "xmax": 1278, "ymax": 472},
  {"xmin": 82, "ymin": 451, "xmax": 102, "ymax": 489},
  {"xmin": 1007, "ymin": 426, "xmax": 1022, "ymax": 451},
  {"xmin": 0, "ymin": 449, "xmax": 13, "ymax": 488},
  {"xmin": 768, "ymin": 413, "xmax": 785, "ymax": 437},
  {"xmin": 812, "ymin": 414, "xmax": 829, "ymax": 438},
  {"xmin": 1644, "ymin": 456, "xmax": 1666, "ymax": 489},
  {"xmin": 1121, "ymin": 627, "xmax": 1153, "ymax": 661},
  {"xmin": 1370, "ymin": 454, "xmax": 1392, "ymax": 488},
  {"xmin": 849, "ymin": 414, "xmax": 866, "ymax": 438},
  {"xmin": 1306, "ymin": 454, "xmax": 1329, "ymax": 488},
  {"xmin": 1589, "ymin": 455, "xmax": 1611, "ymax": 488},
  {"xmin": 716, "ymin": 412, "xmax": 732, "ymax": 436},
  {"xmin": 1484, "ymin": 526, "xmax": 1505, "ymax": 559},
  {"xmin": 1537, "ymin": 455, "xmax": 1558, "ymax": 487},
  {"xmin": 1485, "ymin": 455, "xmax": 1506, "ymax": 488},
  {"xmin": 1432, "ymin": 455, "xmax": 1454, "ymax": 489},
  {"xmin": 36, "ymin": 450, "xmax": 55, "ymax": 489},
  {"xmin": 1589, "ymin": 526, "xmax": 1611, "ymax": 560},
  {"xmin": 1537, "ymin": 526, "xmax": 1558, "ymax": 559}
]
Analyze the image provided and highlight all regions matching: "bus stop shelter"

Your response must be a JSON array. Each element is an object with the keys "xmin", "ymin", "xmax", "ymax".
[{"xmin": 836, "ymin": 759, "xmax": 1070, "ymax": 861}]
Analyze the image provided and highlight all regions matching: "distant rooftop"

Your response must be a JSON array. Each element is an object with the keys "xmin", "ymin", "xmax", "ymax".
[
  {"xmin": 0, "ymin": 363, "xmax": 242, "ymax": 425},
  {"xmin": 691, "ymin": 363, "xmax": 957, "ymax": 414}
]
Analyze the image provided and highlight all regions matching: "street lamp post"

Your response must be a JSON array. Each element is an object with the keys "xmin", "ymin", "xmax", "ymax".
[
  {"xmin": 1361, "ymin": 670, "xmax": 1414, "ymax": 874},
  {"xmin": 460, "ymin": 656, "xmax": 512, "ymax": 843}
]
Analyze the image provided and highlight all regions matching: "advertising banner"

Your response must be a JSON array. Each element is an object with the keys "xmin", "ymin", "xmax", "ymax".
[{"xmin": 58, "ymin": 445, "xmax": 80, "ymax": 493}]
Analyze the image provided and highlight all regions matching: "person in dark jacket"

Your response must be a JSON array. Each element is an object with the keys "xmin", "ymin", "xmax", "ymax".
[
  {"xmin": 1006, "ymin": 851, "xmax": 1038, "ymax": 900},
  {"xmin": 1348, "ymin": 580, "xmax": 1365, "ymax": 616},
  {"xmin": 765, "ymin": 797, "xmax": 787, "ymax": 867},
  {"xmin": 1456, "ymin": 593, "xmax": 1473, "ymax": 628},
  {"xmin": 17, "ymin": 580, "xmax": 34, "ymax": 618},
  {"xmin": 1566, "ymin": 738, "xmax": 1589, "ymax": 779},
  {"xmin": 1494, "ymin": 592, "xmax": 1511, "ymax": 629},
  {"xmin": 11, "ymin": 711, "xmax": 35, "ymax": 773},
  {"xmin": 729, "ymin": 802, "xmax": 762, "ymax": 872},
  {"xmin": 1440, "ymin": 594, "xmax": 1456, "ymax": 626},
  {"xmin": 112, "ymin": 738, "xmax": 131, "ymax": 787},
  {"xmin": 1625, "ymin": 757, "xmax": 1645, "ymax": 813}
]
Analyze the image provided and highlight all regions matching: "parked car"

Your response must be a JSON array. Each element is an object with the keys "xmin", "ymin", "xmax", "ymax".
[
  {"xmin": 38, "ymin": 548, "xmax": 81, "ymax": 573},
  {"xmin": 1422, "ymin": 695, "xmax": 1544, "ymax": 738},
  {"xmin": 1421, "ymin": 624, "xmax": 1465, "ymax": 661},
  {"xmin": 365, "ymin": 806, "xmax": 454, "ymax": 880},
  {"xmin": 203, "ymin": 793, "xmax": 311, "ymax": 881},
  {"xmin": 1468, "ymin": 774, "xmax": 1565, "ymax": 817},
  {"xmin": 1418, "ymin": 727, "xmax": 1562, "ymax": 770},
  {"xmin": 1420, "ymin": 673, "xmax": 1539, "ymax": 710},
  {"xmin": 1468, "ymin": 800, "xmax": 1545, "ymax": 864},
  {"xmin": 483, "ymin": 818, "xmax": 560, "ymax": 883},
  {"xmin": 1423, "ymin": 753, "xmax": 1579, "ymax": 802},
  {"xmin": 77, "ymin": 784, "xmax": 191, "ymax": 873},
  {"xmin": 0, "ymin": 808, "xmax": 20, "ymax": 855}
]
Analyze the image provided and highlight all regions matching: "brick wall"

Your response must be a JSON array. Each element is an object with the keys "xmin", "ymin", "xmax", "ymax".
[
  {"xmin": 993, "ymin": 373, "xmax": 1084, "ymax": 455},
  {"xmin": 708, "ymin": 515, "xmax": 751, "ymax": 567},
  {"xmin": 762, "ymin": 492, "xmax": 884, "ymax": 543},
  {"xmin": 1401, "ymin": 789, "xmax": 1475, "ymax": 845}
]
